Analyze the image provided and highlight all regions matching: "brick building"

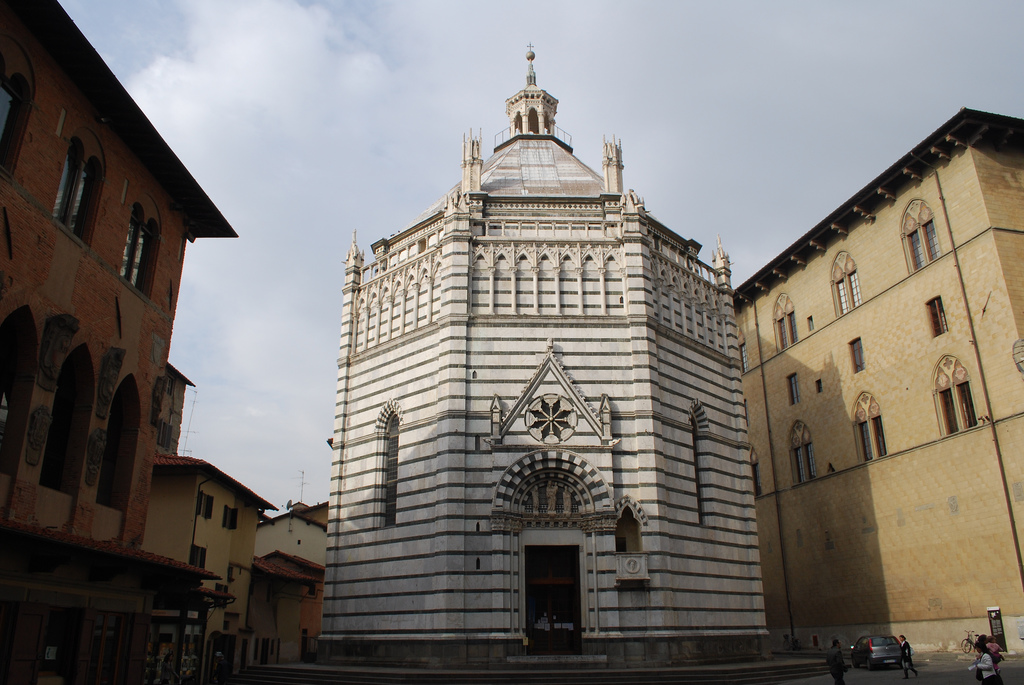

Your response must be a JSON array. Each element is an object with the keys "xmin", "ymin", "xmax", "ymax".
[
  {"xmin": 734, "ymin": 109, "xmax": 1024, "ymax": 651},
  {"xmin": 0, "ymin": 0, "xmax": 236, "ymax": 682}
]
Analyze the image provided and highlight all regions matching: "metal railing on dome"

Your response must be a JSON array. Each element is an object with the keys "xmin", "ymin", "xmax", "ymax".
[{"xmin": 493, "ymin": 125, "xmax": 573, "ymax": 149}]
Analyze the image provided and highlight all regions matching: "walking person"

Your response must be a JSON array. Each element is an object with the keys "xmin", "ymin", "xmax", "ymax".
[
  {"xmin": 898, "ymin": 635, "xmax": 918, "ymax": 678},
  {"xmin": 826, "ymin": 638, "xmax": 849, "ymax": 685},
  {"xmin": 971, "ymin": 640, "xmax": 1003, "ymax": 685},
  {"xmin": 159, "ymin": 651, "xmax": 179, "ymax": 684},
  {"xmin": 988, "ymin": 636, "xmax": 1004, "ymax": 673}
]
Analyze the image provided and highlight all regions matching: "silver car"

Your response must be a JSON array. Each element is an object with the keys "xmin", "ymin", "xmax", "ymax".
[{"xmin": 851, "ymin": 635, "xmax": 902, "ymax": 669}]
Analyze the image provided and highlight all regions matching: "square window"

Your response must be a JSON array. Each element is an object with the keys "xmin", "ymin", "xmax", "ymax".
[
  {"xmin": 787, "ymin": 373, "xmax": 800, "ymax": 405},
  {"xmin": 850, "ymin": 338, "xmax": 865, "ymax": 373},
  {"xmin": 927, "ymin": 297, "xmax": 948, "ymax": 336}
]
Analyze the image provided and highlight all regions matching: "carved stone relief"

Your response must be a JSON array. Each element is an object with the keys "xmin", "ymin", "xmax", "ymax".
[
  {"xmin": 38, "ymin": 314, "xmax": 79, "ymax": 391},
  {"xmin": 84, "ymin": 428, "xmax": 107, "ymax": 486},
  {"xmin": 95, "ymin": 347, "xmax": 125, "ymax": 419},
  {"xmin": 25, "ymin": 405, "xmax": 52, "ymax": 465}
]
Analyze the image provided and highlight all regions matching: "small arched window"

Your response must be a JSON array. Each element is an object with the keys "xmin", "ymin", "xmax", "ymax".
[
  {"xmin": 614, "ymin": 507, "xmax": 642, "ymax": 552},
  {"xmin": 854, "ymin": 392, "xmax": 887, "ymax": 461},
  {"xmin": 383, "ymin": 414, "xmax": 399, "ymax": 527},
  {"xmin": 774, "ymin": 294, "xmax": 798, "ymax": 350},
  {"xmin": 791, "ymin": 421, "xmax": 816, "ymax": 483},
  {"xmin": 832, "ymin": 252, "xmax": 862, "ymax": 316},
  {"xmin": 527, "ymin": 108, "xmax": 539, "ymax": 134},
  {"xmin": 53, "ymin": 140, "xmax": 100, "ymax": 239},
  {"xmin": 903, "ymin": 200, "xmax": 941, "ymax": 272},
  {"xmin": 934, "ymin": 356, "xmax": 978, "ymax": 435},
  {"xmin": 121, "ymin": 204, "xmax": 156, "ymax": 293}
]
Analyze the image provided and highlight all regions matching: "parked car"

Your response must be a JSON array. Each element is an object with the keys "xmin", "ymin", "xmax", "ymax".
[{"xmin": 850, "ymin": 635, "xmax": 902, "ymax": 670}]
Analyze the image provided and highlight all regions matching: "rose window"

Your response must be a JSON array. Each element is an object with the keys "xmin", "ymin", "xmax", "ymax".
[{"xmin": 525, "ymin": 394, "xmax": 577, "ymax": 443}]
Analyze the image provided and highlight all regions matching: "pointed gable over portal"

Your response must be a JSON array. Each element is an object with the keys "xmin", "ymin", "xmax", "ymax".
[{"xmin": 491, "ymin": 339, "xmax": 614, "ymax": 447}]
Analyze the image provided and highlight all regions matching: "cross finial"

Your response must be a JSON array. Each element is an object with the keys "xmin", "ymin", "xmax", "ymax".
[{"xmin": 525, "ymin": 45, "xmax": 536, "ymax": 85}]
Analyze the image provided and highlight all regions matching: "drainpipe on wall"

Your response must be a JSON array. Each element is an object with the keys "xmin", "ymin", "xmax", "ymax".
[
  {"xmin": 929, "ymin": 162, "xmax": 1024, "ymax": 595},
  {"xmin": 746, "ymin": 293, "xmax": 797, "ymax": 641}
]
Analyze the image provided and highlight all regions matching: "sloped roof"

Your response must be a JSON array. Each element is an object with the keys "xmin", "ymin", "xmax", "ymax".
[
  {"xmin": 735, "ymin": 108, "xmax": 1024, "ymax": 301},
  {"xmin": 153, "ymin": 454, "xmax": 277, "ymax": 511},
  {"xmin": 0, "ymin": 516, "xmax": 217, "ymax": 579},
  {"xmin": 263, "ymin": 549, "xmax": 325, "ymax": 573},
  {"xmin": 481, "ymin": 137, "xmax": 604, "ymax": 197},
  {"xmin": 4, "ymin": 0, "xmax": 236, "ymax": 238},
  {"xmin": 252, "ymin": 555, "xmax": 320, "ymax": 585},
  {"xmin": 260, "ymin": 505, "xmax": 327, "ymax": 532}
]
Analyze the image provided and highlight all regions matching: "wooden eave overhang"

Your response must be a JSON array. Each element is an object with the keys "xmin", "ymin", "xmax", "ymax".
[{"xmin": 734, "ymin": 108, "xmax": 1024, "ymax": 308}]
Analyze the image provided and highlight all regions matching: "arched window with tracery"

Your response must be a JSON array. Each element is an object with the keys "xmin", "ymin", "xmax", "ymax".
[
  {"xmin": 791, "ymin": 421, "xmax": 816, "ymax": 484},
  {"xmin": 121, "ymin": 203, "xmax": 157, "ymax": 294},
  {"xmin": 854, "ymin": 392, "xmax": 887, "ymax": 461},
  {"xmin": 832, "ymin": 252, "xmax": 862, "ymax": 316},
  {"xmin": 934, "ymin": 356, "xmax": 978, "ymax": 435},
  {"xmin": 903, "ymin": 200, "xmax": 942, "ymax": 272},
  {"xmin": 382, "ymin": 412, "xmax": 400, "ymax": 527},
  {"xmin": 53, "ymin": 139, "xmax": 101, "ymax": 239},
  {"xmin": 774, "ymin": 294, "xmax": 798, "ymax": 351}
]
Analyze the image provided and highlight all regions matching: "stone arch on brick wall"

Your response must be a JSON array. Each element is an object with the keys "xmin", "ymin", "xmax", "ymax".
[{"xmin": 0, "ymin": 305, "xmax": 37, "ymax": 477}]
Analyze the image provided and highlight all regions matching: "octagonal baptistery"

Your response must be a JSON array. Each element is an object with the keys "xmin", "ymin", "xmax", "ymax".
[{"xmin": 323, "ymin": 53, "xmax": 767, "ymax": 667}]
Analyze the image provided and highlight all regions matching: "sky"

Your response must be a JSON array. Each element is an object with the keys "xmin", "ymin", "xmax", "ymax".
[{"xmin": 56, "ymin": 0, "xmax": 1024, "ymax": 511}]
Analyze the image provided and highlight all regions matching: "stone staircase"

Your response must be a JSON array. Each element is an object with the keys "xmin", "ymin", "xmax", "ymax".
[{"xmin": 230, "ymin": 659, "xmax": 828, "ymax": 685}]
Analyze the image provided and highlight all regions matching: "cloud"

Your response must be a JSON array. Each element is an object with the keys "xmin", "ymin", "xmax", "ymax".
[{"xmin": 62, "ymin": 0, "xmax": 1024, "ymax": 508}]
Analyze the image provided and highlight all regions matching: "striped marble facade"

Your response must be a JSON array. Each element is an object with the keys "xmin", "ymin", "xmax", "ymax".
[{"xmin": 322, "ymin": 60, "xmax": 766, "ymax": 666}]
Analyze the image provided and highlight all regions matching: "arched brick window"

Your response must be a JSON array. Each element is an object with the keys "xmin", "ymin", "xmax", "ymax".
[
  {"xmin": 53, "ymin": 139, "xmax": 101, "ymax": 240},
  {"xmin": 853, "ymin": 392, "xmax": 887, "ymax": 461},
  {"xmin": 934, "ymin": 356, "xmax": 978, "ymax": 435},
  {"xmin": 121, "ymin": 203, "xmax": 158, "ymax": 294},
  {"xmin": 832, "ymin": 252, "xmax": 862, "ymax": 316},
  {"xmin": 0, "ymin": 43, "xmax": 33, "ymax": 170}
]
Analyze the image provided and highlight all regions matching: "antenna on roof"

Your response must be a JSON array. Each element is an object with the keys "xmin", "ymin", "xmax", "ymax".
[
  {"xmin": 180, "ymin": 387, "xmax": 199, "ymax": 456},
  {"xmin": 295, "ymin": 469, "xmax": 308, "ymax": 504},
  {"xmin": 286, "ymin": 499, "xmax": 293, "ymax": 510}
]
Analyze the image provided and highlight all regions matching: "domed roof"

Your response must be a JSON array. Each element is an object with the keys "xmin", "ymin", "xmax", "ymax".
[{"xmin": 403, "ymin": 138, "xmax": 605, "ymax": 230}]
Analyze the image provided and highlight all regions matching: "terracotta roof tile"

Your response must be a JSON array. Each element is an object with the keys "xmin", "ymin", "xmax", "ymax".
[
  {"xmin": 153, "ymin": 454, "xmax": 277, "ymax": 510},
  {"xmin": 264, "ymin": 550, "xmax": 325, "ymax": 573},
  {"xmin": 252, "ymin": 555, "xmax": 321, "ymax": 584},
  {"xmin": 0, "ymin": 517, "xmax": 218, "ymax": 579}
]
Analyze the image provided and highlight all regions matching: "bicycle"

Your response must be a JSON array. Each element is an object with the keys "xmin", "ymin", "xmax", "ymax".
[
  {"xmin": 961, "ymin": 629, "xmax": 979, "ymax": 653},
  {"xmin": 783, "ymin": 634, "xmax": 802, "ymax": 651}
]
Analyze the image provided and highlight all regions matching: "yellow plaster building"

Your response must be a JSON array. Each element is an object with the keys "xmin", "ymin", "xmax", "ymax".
[
  {"xmin": 734, "ymin": 108, "xmax": 1024, "ymax": 652},
  {"xmin": 143, "ymin": 454, "xmax": 276, "ymax": 678}
]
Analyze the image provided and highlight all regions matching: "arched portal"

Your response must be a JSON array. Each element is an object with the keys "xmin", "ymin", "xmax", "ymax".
[{"xmin": 492, "ymin": 450, "xmax": 614, "ymax": 655}]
